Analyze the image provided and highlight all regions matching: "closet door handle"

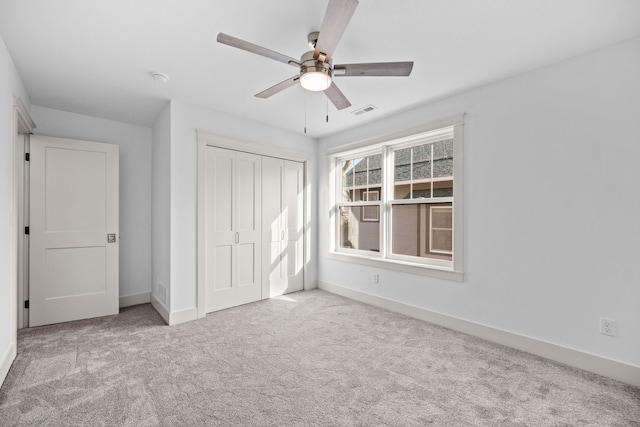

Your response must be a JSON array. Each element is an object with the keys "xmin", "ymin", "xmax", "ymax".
[
  {"xmin": 281, "ymin": 230, "xmax": 284, "ymax": 241},
  {"xmin": 235, "ymin": 232, "xmax": 239, "ymax": 243}
]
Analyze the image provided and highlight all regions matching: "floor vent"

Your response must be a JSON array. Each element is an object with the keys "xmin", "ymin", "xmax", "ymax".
[{"xmin": 352, "ymin": 105, "xmax": 378, "ymax": 115}]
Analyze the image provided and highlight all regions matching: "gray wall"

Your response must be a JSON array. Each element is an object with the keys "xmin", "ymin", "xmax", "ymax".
[{"xmin": 318, "ymin": 37, "xmax": 640, "ymax": 366}]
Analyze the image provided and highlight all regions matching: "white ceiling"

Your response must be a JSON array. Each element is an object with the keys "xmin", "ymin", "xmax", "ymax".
[{"xmin": 1, "ymin": 0, "xmax": 639, "ymax": 138}]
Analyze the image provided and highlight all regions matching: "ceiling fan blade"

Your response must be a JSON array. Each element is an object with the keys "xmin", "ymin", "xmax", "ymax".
[
  {"xmin": 314, "ymin": 0, "xmax": 359, "ymax": 62},
  {"xmin": 324, "ymin": 82, "xmax": 351, "ymax": 110},
  {"xmin": 217, "ymin": 33, "xmax": 300, "ymax": 67},
  {"xmin": 255, "ymin": 75, "xmax": 300, "ymax": 99},
  {"xmin": 334, "ymin": 61, "xmax": 414, "ymax": 77}
]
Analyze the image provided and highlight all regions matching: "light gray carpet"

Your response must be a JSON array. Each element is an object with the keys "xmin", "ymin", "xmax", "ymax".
[{"xmin": 1, "ymin": 289, "xmax": 638, "ymax": 426}]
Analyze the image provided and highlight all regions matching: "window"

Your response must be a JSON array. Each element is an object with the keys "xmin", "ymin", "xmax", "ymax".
[
  {"xmin": 390, "ymin": 139, "xmax": 453, "ymax": 263},
  {"xmin": 328, "ymin": 115, "xmax": 464, "ymax": 280},
  {"xmin": 337, "ymin": 153, "xmax": 382, "ymax": 253}
]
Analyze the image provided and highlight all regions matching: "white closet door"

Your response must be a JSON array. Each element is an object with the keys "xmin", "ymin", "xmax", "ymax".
[
  {"xmin": 29, "ymin": 135, "xmax": 119, "ymax": 327},
  {"xmin": 262, "ymin": 157, "xmax": 285, "ymax": 297},
  {"xmin": 234, "ymin": 151, "xmax": 262, "ymax": 305},
  {"xmin": 205, "ymin": 147, "xmax": 261, "ymax": 312},
  {"xmin": 283, "ymin": 160, "xmax": 304, "ymax": 293},
  {"xmin": 205, "ymin": 147, "xmax": 235, "ymax": 312},
  {"xmin": 262, "ymin": 157, "xmax": 304, "ymax": 297}
]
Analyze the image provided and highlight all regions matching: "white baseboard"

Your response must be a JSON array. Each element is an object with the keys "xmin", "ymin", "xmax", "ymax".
[
  {"xmin": 150, "ymin": 293, "xmax": 170, "ymax": 325},
  {"xmin": 119, "ymin": 292, "xmax": 151, "ymax": 308},
  {"xmin": 318, "ymin": 281, "xmax": 640, "ymax": 388},
  {"xmin": 305, "ymin": 279, "xmax": 319, "ymax": 290},
  {"xmin": 150, "ymin": 293, "xmax": 197, "ymax": 326},
  {"xmin": 1, "ymin": 344, "xmax": 15, "ymax": 388},
  {"xmin": 169, "ymin": 307, "xmax": 198, "ymax": 326}
]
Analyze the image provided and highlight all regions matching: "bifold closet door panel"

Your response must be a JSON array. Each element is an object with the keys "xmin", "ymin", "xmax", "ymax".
[
  {"xmin": 283, "ymin": 160, "xmax": 304, "ymax": 293},
  {"xmin": 205, "ymin": 147, "xmax": 234, "ymax": 312},
  {"xmin": 262, "ymin": 156, "xmax": 285, "ymax": 297},
  {"xmin": 205, "ymin": 147, "xmax": 261, "ymax": 313},
  {"xmin": 234, "ymin": 151, "xmax": 262, "ymax": 306},
  {"xmin": 262, "ymin": 157, "xmax": 304, "ymax": 298}
]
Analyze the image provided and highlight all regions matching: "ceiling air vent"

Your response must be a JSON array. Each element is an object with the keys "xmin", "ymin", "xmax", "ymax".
[{"xmin": 352, "ymin": 105, "xmax": 378, "ymax": 116}]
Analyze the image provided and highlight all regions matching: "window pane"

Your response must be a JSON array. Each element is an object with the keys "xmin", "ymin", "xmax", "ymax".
[
  {"xmin": 391, "ymin": 203, "xmax": 452, "ymax": 261},
  {"xmin": 412, "ymin": 144, "xmax": 431, "ymax": 180},
  {"xmin": 433, "ymin": 139, "xmax": 453, "ymax": 178},
  {"xmin": 340, "ymin": 154, "xmax": 383, "ymax": 202},
  {"xmin": 353, "ymin": 157, "xmax": 367, "ymax": 186},
  {"xmin": 340, "ymin": 160, "xmax": 353, "ymax": 202},
  {"xmin": 394, "ymin": 184, "xmax": 410, "ymax": 199},
  {"xmin": 394, "ymin": 147, "xmax": 411, "ymax": 182},
  {"xmin": 368, "ymin": 154, "xmax": 382, "ymax": 186},
  {"xmin": 339, "ymin": 206, "xmax": 380, "ymax": 252},
  {"xmin": 434, "ymin": 179, "xmax": 453, "ymax": 198},
  {"xmin": 412, "ymin": 182, "xmax": 431, "ymax": 199}
]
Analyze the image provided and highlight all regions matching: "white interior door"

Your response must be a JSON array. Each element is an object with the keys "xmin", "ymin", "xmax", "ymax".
[
  {"xmin": 262, "ymin": 157, "xmax": 304, "ymax": 297},
  {"xmin": 205, "ymin": 146, "xmax": 261, "ymax": 312},
  {"xmin": 29, "ymin": 135, "xmax": 119, "ymax": 327}
]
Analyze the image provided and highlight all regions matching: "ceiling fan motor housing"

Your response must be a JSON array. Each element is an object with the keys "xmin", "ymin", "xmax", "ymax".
[{"xmin": 299, "ymin": 51, "xmax": 333, "ymax": 91}]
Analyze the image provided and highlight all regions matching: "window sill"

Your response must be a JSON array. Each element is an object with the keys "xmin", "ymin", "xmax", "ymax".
[{"xmin": 327, "ymin": 251, "xmax": 464, "ymax": 282}]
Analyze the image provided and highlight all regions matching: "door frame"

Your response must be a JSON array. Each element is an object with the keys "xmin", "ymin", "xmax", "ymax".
[
  {"xmin": 196, "ymin": 130, "xmax": 313, "ymax": 319},
  {"xmin": 12, "ymin": 96, "xmax": 35, "ymax": 344}
]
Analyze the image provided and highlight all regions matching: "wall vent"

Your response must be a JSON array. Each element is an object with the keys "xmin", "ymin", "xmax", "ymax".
[{"xmin": 352, "ymin": 105, "xmax": 378, "ymax": 116}]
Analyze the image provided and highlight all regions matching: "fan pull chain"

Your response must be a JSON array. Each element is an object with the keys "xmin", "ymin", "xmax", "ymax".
[
  {"xmin": 326, "ymin": 96, "xmax": 329, "ymax": 123},
  {"xmin": 304, "ymin": 99, "xmax": 307, "ymax": 134}
]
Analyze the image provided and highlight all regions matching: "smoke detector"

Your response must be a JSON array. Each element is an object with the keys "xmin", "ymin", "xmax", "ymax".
[{"xmin": 151, "ymin": 72, "xmax": 169, "ymax": 84}]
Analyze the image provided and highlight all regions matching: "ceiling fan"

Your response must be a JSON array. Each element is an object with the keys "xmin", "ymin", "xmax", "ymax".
[{"xmin": 217, "ymin": 0, "xmax": 413, "ymax": 110}]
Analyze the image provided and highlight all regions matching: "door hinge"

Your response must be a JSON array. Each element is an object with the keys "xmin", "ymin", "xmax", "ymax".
[
  {"xmin": 24, "ymin": 300, "xmax": 29, "ymax": 309},
  {"xmin": 25, "ymin": 152, "xmax": 30, "ymax": 161},
  {"xmin": 24, "ymin": 226, "xmax": 29, "ymax": 235}
]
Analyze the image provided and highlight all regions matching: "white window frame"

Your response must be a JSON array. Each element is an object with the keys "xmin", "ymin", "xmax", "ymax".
[{"xmin": 326, "ymin": 114, "xmax": 464, "ymax": 281}]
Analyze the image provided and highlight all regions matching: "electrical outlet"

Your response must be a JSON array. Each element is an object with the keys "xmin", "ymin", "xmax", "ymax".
[
  {"xmin": 372, "ymin": 273, "xmax": 379, "ymax": 284},
  {"xmin": 600, "ymin": 318, "xmax": 617, "ymax": 336}
]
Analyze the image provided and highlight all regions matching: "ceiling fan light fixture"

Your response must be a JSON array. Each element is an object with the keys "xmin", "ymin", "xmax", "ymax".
[
  {"xmin": 299, "ymin": 51, "xmax": 332, "ymax": 91},
  {"xmin": 300, "ymin": 71, "xmax": 332, "ymax": 91}
]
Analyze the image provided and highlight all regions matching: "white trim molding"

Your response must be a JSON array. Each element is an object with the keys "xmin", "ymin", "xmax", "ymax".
[
  {"xmin": 119, "ymin": 292, "xmax": 151, "ymax": 308},
  {"xmin": 169, "ymin": 307, "xmax": 198, "ymax": 326},
  {"xmin": 319, "ymin": 281, "xmax": 640, "ymax": 388},
  {"xmin": 150, "ymin": 294, "xmax": 197, "ymax": 325},
  {"xmin": 1, "ymin": 344, "xmax": 15, "ymax": 388},
  {"xmin": 11, "ymin": 96, "xmax": 35, "ymax": 379},
  {"xmin": 13, "ymin": 95, "xmax": 36, "ymax": 134},
  {"xmin": 151, "ymin": 294, "xmax": 170, "ymax": 325}
]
